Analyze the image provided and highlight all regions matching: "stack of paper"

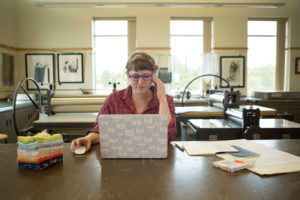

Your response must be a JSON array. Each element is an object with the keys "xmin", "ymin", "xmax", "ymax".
[
  {"xmin": 215, "ymin": 139, "xmax": 300, "ymax": 175},
  {"xmin": 176, "ymin": 140, "xmax": 300, "ymax": 175}
]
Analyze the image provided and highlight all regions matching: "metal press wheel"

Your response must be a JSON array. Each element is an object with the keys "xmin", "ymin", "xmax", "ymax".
[{"xmin": 12, "ymin": 77, "xmax": 42, "ymax": 136}]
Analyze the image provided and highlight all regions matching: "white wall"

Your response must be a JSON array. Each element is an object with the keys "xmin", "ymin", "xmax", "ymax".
[{"xmin": 1, "ymin": 0, "xmax": 300, "ymax": 97}]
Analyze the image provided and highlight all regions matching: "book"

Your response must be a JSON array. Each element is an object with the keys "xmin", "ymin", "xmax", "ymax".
[{"xmin": 183, "ymin": 141, "xmax": 238, "ymax": 156}]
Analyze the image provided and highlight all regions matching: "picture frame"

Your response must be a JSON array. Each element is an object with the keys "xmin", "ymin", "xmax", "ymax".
[
  {"xmin": 57, "ymin": 53, "xmax": 83, "ymax": 83},
  {"xmin": 220, "ymin": 56, "xmax": 245, "ymax": 88},
  {"xmin": 2, "ymin": 53, "xmax": 15, "ymax": 87},
  {"xmin": 25, "ymin": 53, "xmax": 55, "ymax": 90},
  {"xmin": 295, "ymin": 57, "xmax": 300, "ymax": 74}
]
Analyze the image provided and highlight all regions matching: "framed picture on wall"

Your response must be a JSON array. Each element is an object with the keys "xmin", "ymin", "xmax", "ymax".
[
  {"xmin": 2, "ymin": 53, "xmax": 15, "ymax": 87},
  {"xmin": 25, "ymin": 53, "xmax": 55, "ymax": 90},
  {"xmin": 57, "ymin": 53, "xmax": 83, "ymax": 83},
  {"xmin": 220, "ymin": 56, "xmax": 245, "ymax": 88},
  {"xmin": 295, "ymin": 57, "xmax": 300, "ymax": 74}
]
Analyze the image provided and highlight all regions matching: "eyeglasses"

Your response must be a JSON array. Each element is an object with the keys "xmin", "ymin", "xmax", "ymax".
[{"xmin": 129, "ymin": 73, "xmax": 153, "ymax": 82}]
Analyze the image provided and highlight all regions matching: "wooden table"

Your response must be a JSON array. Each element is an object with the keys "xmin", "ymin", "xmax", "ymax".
[
  {"xmin": 32, "ymin": 113, "xmax": 97, "ymax": 129},
  {"xmin": 32, "ymin": 105, "xmax": 276, "ymax": 129},
  {"xmin": 0, "ymin": 140, "xmax": 299, "ymax": 200},
  {"xmin": 32, "ymin": 113, "xmax": 97, "ymax": 141},
  {"xmin": 176, "ymin": 106, "xmax": 224, "ymax": 118}
]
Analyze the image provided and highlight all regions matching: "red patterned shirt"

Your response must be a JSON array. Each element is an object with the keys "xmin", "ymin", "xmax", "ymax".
[{"xmin": 88, "ymin": 85, "xmax": 177, "ymax": 143}]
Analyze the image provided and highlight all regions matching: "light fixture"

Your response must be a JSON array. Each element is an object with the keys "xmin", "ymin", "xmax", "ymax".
[{"xmin": 33, "ymin": 1, "xmax": 285, "ymax": 8}]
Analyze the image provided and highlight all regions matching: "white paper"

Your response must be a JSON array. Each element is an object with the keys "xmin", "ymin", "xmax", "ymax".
[{"xmin": 216, "ymin": 140, "xmax": 300, "ymax": 175}]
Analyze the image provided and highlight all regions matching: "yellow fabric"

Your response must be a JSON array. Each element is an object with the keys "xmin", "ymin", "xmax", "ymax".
[
  {"xmin": 0, "ymin": 134, "xmax": 8, "ymax": 140},
  {"xmin": 18, "ymin": 132, "xmax": 63, "ymax": 143}
]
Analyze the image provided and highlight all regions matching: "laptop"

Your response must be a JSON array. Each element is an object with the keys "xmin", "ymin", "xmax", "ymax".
[{"xmin": 99, "ymin": 114, "xmax": 168, "ymax": 159}]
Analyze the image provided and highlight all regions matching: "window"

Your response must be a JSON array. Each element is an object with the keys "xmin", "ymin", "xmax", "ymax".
[
  {"xmin": 170, "ymin": 20, "xmax": 203, "ymax": 96},
  {"xmin": 247, "ymin": 21, "xmax": 277, "ymax": 96},
  {"xmin": 93, "ymin": 19, "xmax": 135, "ymax": 94},
  {"xmin": 170, "ymin": 19, "xmax": 212, "ymax": 97}
]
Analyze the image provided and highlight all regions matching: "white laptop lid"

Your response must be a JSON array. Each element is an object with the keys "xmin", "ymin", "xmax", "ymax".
[{"xmin": 99, "ymin": 114, "xmax": 168, "ymax": 159}]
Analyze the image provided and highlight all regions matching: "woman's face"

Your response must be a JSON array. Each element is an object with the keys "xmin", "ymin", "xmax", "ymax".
[{"xmin": 127, "ymin": 70, "xmax": 154, "ymax": 95}]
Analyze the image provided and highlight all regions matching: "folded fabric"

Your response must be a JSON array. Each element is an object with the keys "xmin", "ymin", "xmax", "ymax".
[{"xmin": 17, "ymin": 132, "xmax": 64, "ymax": 170}]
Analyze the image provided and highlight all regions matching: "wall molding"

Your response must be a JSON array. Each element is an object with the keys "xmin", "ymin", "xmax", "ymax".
[
  {"xmin": 0, "ymin": 43, "xmax": 92, "ymax": 51},
  {"xmin": 0, "ymin": 43, "xmax": 18, "ymax": 51},
  {"xmin": 16, "ymin": 47, "xmax": 93, "ymax": 51},
  {"xmin": 136, "ymin": 47, "xmax": 171, "ymax": 50},
  {"xmin": 249, "ymin": 17, "xmax": 288, "ymax": 22},
  {"xmin": 212, "ymin": 47, "xmax": 248, "ymax": 50}
]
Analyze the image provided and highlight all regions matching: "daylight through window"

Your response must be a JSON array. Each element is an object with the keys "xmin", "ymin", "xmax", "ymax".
[
  {"xmin": 170, "ymin": 20, "xmax": 204, "ymax": 97},
  {"xmin": 247, "ymin": 21, "xmax": 277, "ymax": 96},
  {"xmin": 93, "ymin": 20, "xmax": 128, "ymax": 94}
]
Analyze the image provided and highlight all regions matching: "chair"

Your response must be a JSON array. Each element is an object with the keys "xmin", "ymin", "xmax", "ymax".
[{"xmin": 0, "ymin": 134, "xmax": 8, "ymax": 144}]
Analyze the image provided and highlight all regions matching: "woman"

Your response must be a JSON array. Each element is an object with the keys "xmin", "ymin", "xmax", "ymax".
[{"xmin": 71, "ymin": 52, "xmax": 177, "ymax": 153}]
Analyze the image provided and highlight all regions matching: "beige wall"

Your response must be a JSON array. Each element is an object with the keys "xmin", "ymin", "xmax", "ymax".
[
  {"xmin": 0, "ymin": 0, "xmax": 17, "ymax": 46},
  {"xmin": 136, "ymin": 14, "xmax": 170, "ymax": 47},
  {"xmin": 0, "ymin": 0, "xmax": 17, "ymax": 98},
  {"xmin": 1, "ymin": 0, "xmax": 300, "ymax": 98}
]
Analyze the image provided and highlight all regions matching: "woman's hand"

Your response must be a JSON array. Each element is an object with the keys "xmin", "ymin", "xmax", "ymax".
[
  {"xmin": 71, "ymin": 136, "xmax": 92, "ymax": 153},
  {"xmin": 152, "ymin": 77, "xmax": 167, "ymax": 102},
  {"xmin": 71, "ymin": 132, "xmax": 100, "ymax": 153},
  {"xmin": 152, "ymin": 77, "xmax": 172, "ymax": 123}
]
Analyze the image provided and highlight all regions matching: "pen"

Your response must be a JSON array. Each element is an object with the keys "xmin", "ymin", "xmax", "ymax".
[{"xmin": 175, "ymin": 143, "xmax": 184, "ymax": 151}]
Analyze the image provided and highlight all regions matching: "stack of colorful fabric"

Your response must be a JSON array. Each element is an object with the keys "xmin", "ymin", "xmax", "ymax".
[{"xmin": 17, "ymin": 132, "xmax": 63, "ymax": 170}]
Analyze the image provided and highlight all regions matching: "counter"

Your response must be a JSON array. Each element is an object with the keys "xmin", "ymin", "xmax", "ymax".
[{"xmin": 0, "ymin": 100, "xmax": 36, "ymax": 112}]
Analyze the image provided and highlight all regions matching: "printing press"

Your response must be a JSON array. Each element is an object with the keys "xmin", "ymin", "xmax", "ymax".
[
  {"xmin": 27, "ymin": 87, "xmax": 105, "ymax": 141},
  {"xmin": 177, "ymin": 88, "xmax": 300, "ymax": 141}
]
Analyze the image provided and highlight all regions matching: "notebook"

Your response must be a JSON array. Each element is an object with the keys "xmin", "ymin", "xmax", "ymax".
[
  {"xmin": 183, "ymin": 141, "xmax": 238, "ymax": 156},
  {"xmin": 98, "ymin": 114, "xmax": 168, "ymax": 159}
]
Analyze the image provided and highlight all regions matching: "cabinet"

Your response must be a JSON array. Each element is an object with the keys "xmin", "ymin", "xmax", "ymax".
[
  {"xmin": 0, "ymin": 104, "xmax": 38, "ymax": 143},
  {"xmin": 16, "ymin": 105, "xmax": 38, "ymax": 134},
  {"xmin": 0, "ymin": 110, "xmax": 14, "ymax": 143}
]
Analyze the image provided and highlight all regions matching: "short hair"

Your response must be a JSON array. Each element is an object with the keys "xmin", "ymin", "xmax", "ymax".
[{"xmin": 126, "ymin": 52, "xmax": 158, "ymax": 72}]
